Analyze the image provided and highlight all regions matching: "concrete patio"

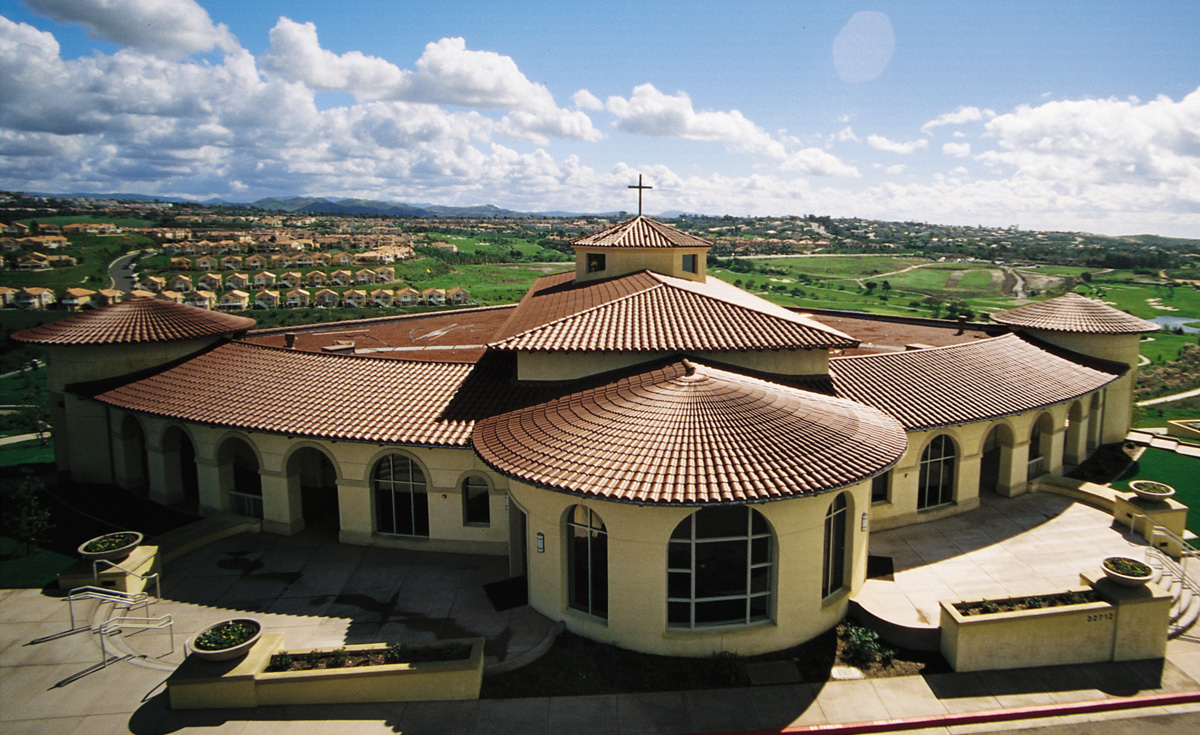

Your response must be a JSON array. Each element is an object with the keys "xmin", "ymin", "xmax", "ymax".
[{"xmin": 2, "ymin": 491, "xmax": 1200, "ymax": 734}]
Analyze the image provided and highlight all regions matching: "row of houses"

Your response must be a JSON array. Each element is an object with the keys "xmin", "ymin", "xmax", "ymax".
[
  {"xmin": 0, "ymin": 285, "xmax": 470, "ymax": 311},
  {"xmin": 14, "ymin": 251, "xmax": 78, "ymax": 269},
  {"xmin": 165, "ymin": 248, "xmax": 414, "ymax": 271},
  {"xmin": 162, "ymin": 239, "xmax": 415, "ymax": 261},
  {"xmin": 2, "ymin": 221, "xmax": 121, "ymax": 237},
  {"xmin": 144, "ymin": 266, "xmax": 401, "ymax": 293}
]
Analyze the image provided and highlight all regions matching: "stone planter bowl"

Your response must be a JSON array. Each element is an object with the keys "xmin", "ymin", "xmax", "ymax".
[
  {"xmin": 1129, "ymin": 480, "xmax": 1175, "ymax": 503},
  {"xmin": 1102, "ymin": 557, "xmax": 1153, "ymax": 587},
  {"xmin": 77, "ymin": 531, "xmax": 143, "ymax": 563},
  {"xmin": 187, "ymin": 619, "xmax": 263, "ymax": 662}
]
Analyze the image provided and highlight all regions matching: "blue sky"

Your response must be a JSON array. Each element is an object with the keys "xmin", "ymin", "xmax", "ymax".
[{"xmin": 2, "ymin": 1, "xmax": 1198, "ymax": 236}]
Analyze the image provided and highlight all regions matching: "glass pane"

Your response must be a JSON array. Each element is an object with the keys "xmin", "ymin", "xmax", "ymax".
[
  {"xmin": 750, "ymin": 508, "xmax": 768, "ymax": 535},
  {"xmin": 695, "ymin": 506, "xmax": 745, "ymax": 539},
  {"xmin": 667, "ymin": 601, "xmax": 690, "ymax": 625},
  {"xmin": 569, "ymin": 535, "xmax": 589, "ymax": 609},
  {"xmin": 750, "ymin": 565, "xmax": 770, "ymax": 594},
  {"xmin": 695, "ymin": 599, "xmax": 745, "ymax": 625},
  {"xmin": 592, "ymin": 535, "xmax": 608, "ymax": 616},
  {"xmin": 413, "ymin": 491, "xmax": 429, "ymax": 536},
  {"xmin": 668, "ymin": 571, "xmax": 691, "ymax": 599},
  {"xmin": 375, "ymin": 487, "xmax": 394, "ymax": 534},
  {"xmin": 749, "ymin": 594, "xmax": 769, "ymax": 620},
  {"xmin": 694, "ymin": 539, "xmax": 747, "ymax": 598},
  {"xmin": 667, "ymin": 541, "xmax": 690, "ymax": 570},
  {"xmin": 571, "ymin": 505, "xmax": 590, "ymax": 527},
  {"xmin": 751, "ymin": 536, "xmax": 769, "ymax": 563}
]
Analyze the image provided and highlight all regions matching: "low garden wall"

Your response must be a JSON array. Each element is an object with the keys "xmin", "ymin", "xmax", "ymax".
[
  {"xmin": 167, "ymin": 634, "xmax": 485, "ymax": 709},
  {"xmin": 940, "ymin": 573, "xmax": 1171, "ymax": 672}
]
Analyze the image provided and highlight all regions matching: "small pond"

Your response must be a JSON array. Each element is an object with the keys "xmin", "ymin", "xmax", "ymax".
[{"xmin": 1149, "ymin": 315, "xmax": 1200, "ymax": 334}]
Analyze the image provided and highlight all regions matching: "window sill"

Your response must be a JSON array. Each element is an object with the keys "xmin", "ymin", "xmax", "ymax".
[{"xmin": 664, "ymin": 618, "xmax": 774, "ymax": 636}]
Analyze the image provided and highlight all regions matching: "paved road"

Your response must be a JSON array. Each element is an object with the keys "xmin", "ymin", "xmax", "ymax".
[
  {"xmin": 108, "ymin": 250, "xmax": 139, "ymax": 291},
  {"xmin": 1138, "ymin": 386, "xmax": 1200, "ymax": 407}
]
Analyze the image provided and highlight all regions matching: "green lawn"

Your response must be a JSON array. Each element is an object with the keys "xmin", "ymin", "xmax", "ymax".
[
  {"xmin": 1140, "ymin": 332, "xmax": 1199, "ymax": 364},
  {"xmin": 19, "ymin": 215, "xmax": 158, "ymax": 229},
  {"xmin": 0, "ymin": 439, "xmax": 54, "ymax": 467},
  {"xmin": 1132, "ymin": 397, "xmax": 1200, "ymax": 429},
  {"xmin": 0, "ymin": 536, "xmax": 76, "ymax": 589},
  {"xmin": 0, "ymin": 370, "xmax": 47, "ymax": 405},
  {"xmin": 1112, "ymin": 448, "xmax": 1200, "ymax": 536}
]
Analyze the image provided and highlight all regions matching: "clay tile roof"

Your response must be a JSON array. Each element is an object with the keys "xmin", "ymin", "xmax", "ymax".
[
  {"xmin": 472, "ymin": 359, "xmax": 906, "ymax": 504},
  {"xmin": 571, "ymin": 215, "xmax": 713, "ymax": 250},
  {"xmin": 829, "ymin": 333, "xmax": 1123, "ymax": 431},
  {"xmin": 990, "ymin": 292, "xmax": 1158, "ymax": 334},
  {"xmin": 490, "ymin": 270, "xmax": 857, "ymax": 351},
  {"xmin": 11, "ymin": 297, "xmax": 255, "ymax": 345},
  {"xmin": 87, "ymin": 341, "xmax": 478, "ymax": 445}
]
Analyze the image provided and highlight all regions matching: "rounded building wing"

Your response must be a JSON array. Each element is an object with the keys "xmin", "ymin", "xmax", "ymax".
[
  {"xmin": 472, "ymin": 358, "xmax": 906, "ymax": 505},
  {"xmin": 991, "ymin": 293, "xmax": 1158, "ymax": 334}
]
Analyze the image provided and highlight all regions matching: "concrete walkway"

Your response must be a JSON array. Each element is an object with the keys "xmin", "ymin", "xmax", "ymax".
[{"xmin": 4, "ymin": 496, "xmax": 1200, "ymax": 734}]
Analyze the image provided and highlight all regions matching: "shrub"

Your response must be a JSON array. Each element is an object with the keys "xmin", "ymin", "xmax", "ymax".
[{"xmin": 843, "ymin": 624, "xmax": 894, "ymax": 667}]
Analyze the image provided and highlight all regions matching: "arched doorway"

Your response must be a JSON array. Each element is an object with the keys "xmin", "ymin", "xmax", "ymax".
[
  {"xmin": 980, "ymin": 424, "xmax": 1014, "ymax": 495},
  {"xmin": 218, "ymin": 436, "xmax": 263, "ymax": 518},
  {"xmin": 120, "ymin": 415, "xmax": 149, "ymax": 495},
  {"xmin": 162, "ymin": 425, "xmax": 199, "ymax": 507},
  {"xmin": 1064, "ymin": 401, "xmax": 1086, "ymax": 467},
  {"xmin": 1087, "ymin": 393, "xmax": 1103, "ymax": 452},
  {"xmin": 288, "ymin": 446, "xmax": 339, "ymax": 531},
  {"xmin": 1027, "ymin": 413, "xmax": 1054, "ymax": 481}
]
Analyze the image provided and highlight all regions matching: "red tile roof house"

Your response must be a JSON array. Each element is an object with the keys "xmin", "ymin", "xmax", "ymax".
[
  {"xmin": 60, "ymin": 287, "xmax": 97, "ymax": 311},
  {"xmin": 14, "ymin": 214, "xmax": 1155, "ymax": 660}
]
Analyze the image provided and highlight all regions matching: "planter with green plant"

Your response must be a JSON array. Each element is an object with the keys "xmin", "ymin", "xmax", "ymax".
[
  {"xmin": 188, "ymin": 619, "xmax": 262, "ymax": 662},
  {"xmin": 1129, "ymin": 480, "xmax": 1175, "ymax": 503},
  {"xmin": 77, "ymin": 531, "xmax": 142, "ymax": 563},
  {"xmin": 1102, "ymin": 556, "xmax": 1153, "ymax": 587}
]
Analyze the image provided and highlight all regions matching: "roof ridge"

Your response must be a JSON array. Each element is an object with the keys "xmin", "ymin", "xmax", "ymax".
[
  {"xmin": 831, "ymin": 332, "xmax": 1015, "ymax": 362},
  {"xmin": 230, "ymin": 336, "xmax": 479, "ymax": 366},
  {"xmin": 490, "ymin": 272, "xmax": 667, "ymax": 346}
]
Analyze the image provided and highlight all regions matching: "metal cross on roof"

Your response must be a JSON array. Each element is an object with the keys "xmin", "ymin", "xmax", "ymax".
[{"xmin": 628, "ymin": 174, "xmax": 652, "ymax": 216}]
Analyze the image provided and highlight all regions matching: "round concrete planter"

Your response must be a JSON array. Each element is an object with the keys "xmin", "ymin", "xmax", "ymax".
[
  {"xmin": 1102, "ymin": 557, "xmax": 1153, "ymax": 587},
  {"xmin": 78, "ymin": 531, "xmax": 143, "ymax": 563},
  {"xmin": 188, "ymin": 619, "xmax": 262, "ymax": 662},
  {"xmin": 1129, "ymin": 480, "xmax": 1175, "ymax": 503}
]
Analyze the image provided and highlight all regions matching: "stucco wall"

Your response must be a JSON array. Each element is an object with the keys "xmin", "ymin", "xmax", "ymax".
[
  {"xmin": 509, "ymin": 480, "xmax": 871, "ymax": 657},
  {"xmin": 573, "ymin": 247, "xmax": 708, "ymax": 283}
]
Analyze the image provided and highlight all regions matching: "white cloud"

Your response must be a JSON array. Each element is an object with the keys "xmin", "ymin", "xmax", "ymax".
[
  {"xmin": 921, "ymin": 106, "xmax": 995, "ymax": 134},
  {"xmin": 781, "ymin": 148, "xmax": 860, "ymax": 177},
  {"xmin": 23, "ymin": 0, "xmax": 237, "ymax": 60},
  {"xmin": 979, "ymin": 89, "xmax": 1200, "ymax": 194},
  {"xmin": 867, "ymin": 135, "xmax": 928, "ymax": 154},
  {"xmin": 572, "ymin": 89, "xmax": 603, "ymax": 110},
  {"xmin": 943, "ymin": 142, "xmax": 971, "ymax": 158},
  {"xmin": 832, "ymin": 126, "xmax": 860, "ymax": 143},
  {"xmin": 260, "ymin": 22, "xmax": 599, "ymax": 143},
  {"xmin": 885, "ymin": 164, "xmax": 906, "ymax": 175},
  {"xmin": 606, "ymin": 83, "xmax": 786, "ymax": 158}
]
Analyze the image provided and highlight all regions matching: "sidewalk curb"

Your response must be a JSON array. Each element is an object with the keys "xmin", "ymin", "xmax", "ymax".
[{"xmin": 701, "ymin": 689, "xmax": 1200, "ymax": 735}]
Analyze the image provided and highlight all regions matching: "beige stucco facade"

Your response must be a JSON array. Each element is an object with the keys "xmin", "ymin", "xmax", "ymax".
[{"xmin": 573, "ymin": 246, "xmax": 708, "ymax": 284}]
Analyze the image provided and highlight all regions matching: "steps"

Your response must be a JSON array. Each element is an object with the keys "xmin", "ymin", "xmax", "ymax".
[{"xmin": 1146, "ymin": 553, "xmax": 1200, "ymax": 637}]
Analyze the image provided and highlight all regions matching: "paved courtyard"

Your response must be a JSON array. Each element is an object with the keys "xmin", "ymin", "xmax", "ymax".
[{"xmin": 2, "ymin": 492, "xmax": 1200, "ymax": 734}]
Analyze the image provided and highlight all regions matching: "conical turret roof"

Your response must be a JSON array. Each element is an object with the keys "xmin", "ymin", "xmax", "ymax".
[
  {"xmin": 991, "ymin": 293, "xmax": 1157, "ymax": 334},
  {"xmin": 11, "ymin": 297, "xmax": 256, "ymax": 345},
  {"xmin": 571, "ymin": 215, "xmax": 712, "ymax": 249}
]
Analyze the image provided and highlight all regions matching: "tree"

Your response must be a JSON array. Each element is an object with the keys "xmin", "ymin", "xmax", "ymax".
[
  {"xmin": 2, "ymin": 470, "xmax": 54, "ymax": 557},
  {"xmin": 864, "ymin": 281, "xmax": 878, "ymax": 293}
]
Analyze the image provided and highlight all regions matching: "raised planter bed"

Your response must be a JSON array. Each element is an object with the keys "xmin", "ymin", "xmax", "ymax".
[
  {"xmin": 940, "ymin": 574, "xmax": 1171, "ymax": 672},
  {"xmin": 167, "ymin": 634, "xmax": 485, "ymax": 709}
]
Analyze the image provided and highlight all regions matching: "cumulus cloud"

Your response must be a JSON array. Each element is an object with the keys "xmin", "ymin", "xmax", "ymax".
[
  {"xmin": 979, "ymin": 89, "xmax": 1200, "ymax": 192},
  {"xmin": 606, "ymin": 83, "xmax": 786, "ymax": 158},
  {"xmin": 572, "ymin": 89, "xmax": 603, "ymax": 110},
  {"xmin": 867, "ymin": 135, "xmax": 929, "ymax": 154},
  {"xmin": 24, "ymin": 0, "xmax": 237, "ymax": 59},
  {"xmin": 943, "ymin": 142, "xmax": 971, "ymax": 158},
  {"xmin": 260, "ymin": 21, "xmax": 599, "ymax": 143},
  {"xmin": 921, "ymin": 106, "xmax": 995, "ymax": 134},
  {"xmin": 781, "ymin": 148, "xmax": 860, "ymax": 177},
  {"xmin": 885, "ymin": 164, "xmax": 906, "ymax": 175},
  {"xmin": 832, "ymin": 126, "xmax": 860, "ymax": 143}
]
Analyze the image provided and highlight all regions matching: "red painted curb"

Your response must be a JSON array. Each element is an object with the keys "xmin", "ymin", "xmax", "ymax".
[{"xmin": 696, "ymin": 689, "xmax": 1200, "ymax": 735}]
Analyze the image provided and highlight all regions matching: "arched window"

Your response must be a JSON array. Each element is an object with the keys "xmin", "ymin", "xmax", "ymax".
[
  {"xmin": 918, "ymin": 435, "xmax": 956, "ymax": 509},
  {"xmin": 822, "ymin": 493, "xmax": 849, "ymax": 598},
  {"xmin": 461, "ymin": 475, "xmax": 491, "ymax": 526},
  {"xmin": 373, "ymin": 454, "xmax": 428, "ymax": 537},
  {"xmin": 566, "ymin": 506, "xmax": 607, "ymax": 618},
  {"xmin": 667, "ymin": 506, "xmax": 772, "ymax": 628}
]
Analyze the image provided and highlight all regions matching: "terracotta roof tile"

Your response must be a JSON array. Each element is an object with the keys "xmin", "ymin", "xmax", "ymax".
[
  {"xmin": 990, "ymin": 293, "xmax": 1158, "ymax": 334},
  {"xmin": 10, "ymin": 297, "xmax": 255, "ymax": 345},
  {"xmin": 87, "ymin": 341, "xmax": 477, "ymax": 446},
  {"xmin": 490, "ymin": 270, "xmax": 857, "ymax": 351},
  {"xmin": 829, "ymin": 333, "xmax": 1123, "ymax": 431},
  {"xmin": 571, "ymin": 215, "xmax": 713, "ymax": 250},
  {"xmin": 472, "ymin": 359, "xmax": 905, "ymax": 504}
]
